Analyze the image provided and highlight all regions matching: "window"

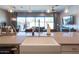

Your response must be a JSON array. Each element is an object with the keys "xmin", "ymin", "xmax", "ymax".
[
  {"xmin": 17, "ymin": 16, "xmax": 54, "ymax": 32},
  {"xmin": 45, "ymin": 17, "xmax": 54, "ymax": 29},
  {"xmin": 17, "ymin": 17, "xmax": 26, "ymax": 31},
  {"xmin": 17, "ymin": 17, "xmax": 25, "ymax": 25},
  {"xmin": 26, "ymin": 17, "xmax": 35, "ymax": 29},
  {"xmin": 36, "ymin": 17, "xmax": 44, "ymax": 27}
]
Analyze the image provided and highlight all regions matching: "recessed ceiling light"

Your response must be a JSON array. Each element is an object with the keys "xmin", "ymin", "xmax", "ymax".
[
  {"xmin": 46, "ymin": 5, "xmax": 52, "ymax": 13},
  {"xmin": 9, "ymin": 9, "xmax": 13, "ymax": 13},
  {"xmin": 46, "ymin": 9, "xmax": 50, "ymax": 13},
  {"xmin": 64, "ymin": 7, "xmax": 69, "ymax": 13}
]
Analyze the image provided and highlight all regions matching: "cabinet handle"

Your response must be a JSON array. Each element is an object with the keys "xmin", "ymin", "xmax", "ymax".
[
  {"xmin": 11, "ymin": 48, "xmax": 17, "ymax": 51},
  {"xmin": 72, "ymin": 48, "xmax": 77, "ymax": 50}
]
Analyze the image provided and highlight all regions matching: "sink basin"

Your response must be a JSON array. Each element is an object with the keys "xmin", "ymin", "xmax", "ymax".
[{"xmin": 20, "ymin": 37, "xmax": 60, "ymax": 54}]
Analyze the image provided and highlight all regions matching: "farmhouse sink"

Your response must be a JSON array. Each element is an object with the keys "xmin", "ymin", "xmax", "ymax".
[{"xmin": 20, "ymin": 37, "xmax": 60, "ymax": 54}]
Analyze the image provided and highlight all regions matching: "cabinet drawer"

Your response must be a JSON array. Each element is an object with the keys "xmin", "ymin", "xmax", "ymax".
[
  {"xmin": 62, "ymin": 52, "xmax": 79, "ymax": 54},
  {"xmin": 62, "ymin": 45, "xmax": 79, "ymax": 52}
]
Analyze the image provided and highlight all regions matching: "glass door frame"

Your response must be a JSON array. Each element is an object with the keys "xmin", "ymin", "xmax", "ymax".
[{"xmin": 16, "ymin": 16, "xmax": 54, "ymax": 36}]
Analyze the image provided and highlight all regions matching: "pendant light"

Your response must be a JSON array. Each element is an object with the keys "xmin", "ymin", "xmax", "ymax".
[
  {"xmin": 8, "ymin": 6, "xmax": 13, "ymax": 13},
  {"xmin": 9, "ymin": 9, "xmax": 13, "ymax": 13},
  {"xmin": 46, "ymin": 5, "xmax": 52, "ymax": 13},
  {"xmin": 64, "ymin": 7, "xmax": 69, "ymax": 13}
]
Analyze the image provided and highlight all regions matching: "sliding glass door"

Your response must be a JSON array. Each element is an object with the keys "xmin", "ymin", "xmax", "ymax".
[
  {"xmin": 26, "ymin": 17, "xmax": 35, "ymax": 31},
  {"xmin": 24, "ymin": 17, "xmax": 35, "ymax": 36},
  {"xmin": 45, "ymin": 17, "xmax": 54, "ymax": 31},
  {"xmin": 17, "ymin": 17, "xmax": 26, "ymax": 32},
  {"xmin": 34, "ymin": 17, "xmax": 45, "ymax": 36},
  {"xmin": 17, "ymin": 16, "xmax": 54, "ymax": 36}
]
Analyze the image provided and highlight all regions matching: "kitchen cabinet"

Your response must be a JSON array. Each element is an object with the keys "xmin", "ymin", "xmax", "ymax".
[
  {"xmin": 0, "ymin": 44, "xmax": 19, "ymax": 54},
  {"xmin": 55, "ymin": 32, "xmax": 79, "ymax": 54},
  {"xmin": 61, "ymin": 44, "xmax": 79, "ymax": 53}
]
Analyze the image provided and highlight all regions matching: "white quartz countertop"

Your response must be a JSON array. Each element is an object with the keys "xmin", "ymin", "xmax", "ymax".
[{"xmin": 0, "ymin": 36, "xmax": 25, "ymax": 45}]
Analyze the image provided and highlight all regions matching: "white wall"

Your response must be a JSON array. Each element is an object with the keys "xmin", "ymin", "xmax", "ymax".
[{"xmin": 0, "ymin": 10, "xmax": 7, "ymax": 24}]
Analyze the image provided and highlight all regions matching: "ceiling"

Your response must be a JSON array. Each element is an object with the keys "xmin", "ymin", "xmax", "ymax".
[{"xmin": 0, "ymin": 5, "xmax": 72, "ymax": 12}]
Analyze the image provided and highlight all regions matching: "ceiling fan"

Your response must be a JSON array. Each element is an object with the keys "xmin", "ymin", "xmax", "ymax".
[
  {"xmin": 47, "ymin": 5, "xmax": 60, "ymax": 13},
  {"xmin": 51, "ymin": 5, "xmax": 60, "ymax": 12}
]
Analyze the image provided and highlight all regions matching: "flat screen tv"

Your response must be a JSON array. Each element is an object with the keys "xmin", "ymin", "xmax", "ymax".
[{"xmin": 62, "ymin": 16, "xmax": 74, "ymax": 25}]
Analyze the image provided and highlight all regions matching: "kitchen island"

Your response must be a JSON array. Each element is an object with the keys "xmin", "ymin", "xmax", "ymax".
[
  {"xmin": 54, "ymin": 32, "xmax": 79, "ymax": 53},
  {"xmin": 1, "ymin": 32, "xmax": 79, "ymax": 54}
]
